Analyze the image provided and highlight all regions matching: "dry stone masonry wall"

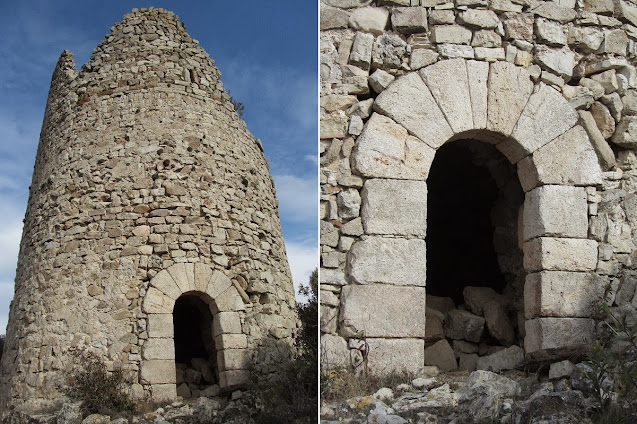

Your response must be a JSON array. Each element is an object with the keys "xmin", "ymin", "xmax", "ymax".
[
  {"xmin": 320, "ymin": 0, "xmax": 637, "ymax": 376},
  {"xmin": 0, "ymin": 8, "xmax": 297, "ymax": 414}
]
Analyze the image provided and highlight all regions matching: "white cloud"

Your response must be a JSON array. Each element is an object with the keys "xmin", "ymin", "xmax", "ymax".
[
  {"xmin": 304, "ymin": 154, "xmax": 318, "ymax": 165},
  {"xmin": 273, "ymin": 174, "xmax": 318, "ymax": 224},
  {"xmin": 285, "ymin": 240, "xmax": 318, "ymax": 304}
]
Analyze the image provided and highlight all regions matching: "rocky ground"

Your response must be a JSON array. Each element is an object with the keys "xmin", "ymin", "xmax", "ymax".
[{"xmin": 320, "ymin": 365, "xmax": 635, "ymax": 424}]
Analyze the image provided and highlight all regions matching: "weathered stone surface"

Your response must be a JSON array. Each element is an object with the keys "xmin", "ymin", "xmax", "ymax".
[
  {"xmin": 142, "ymin": 338, "xmax": 174, "ymax": 360},
  {"xmin": 423, "ymin": 339, "xmax": 458, "ymax": 372},
  {"xmin": 487, "ymin": 61, "xmax": 534, "ymax": 138},
  {"xmin": 141, "ymin": 360, "xmax": 176, "ymax": 385},
  {"xmin": 361, "ymin": 179, "xmax": 427, "ymax": 236},
  {"xmin": 474, "ymin": 47, "xmax": 505, "ymax": 62},
  {"xmin": 427, "ymin": 294, "xmax": 455, "ymax": 314},
  {"xmin": 590, "ymin": 101, "xmax": 615, "ymax": 139},
  {"xmin": 374, "ymin": 72, "xmax": 453, "ymax": 148},
  {"xmin": 471, "ymin": 30, "xmax": 502, "ymax": 48},
  {"xmin": 371, "ymin": 34, "xmax": 408, "ymax": 70},
  {"xmin": 420, "ymin": 59, "xmax": 473, "ymax": 134},
  {"xmin": 502, "ymin": 83, "xmax": 578, "ymax": 162},
  {"xmin": 467, "ymin": 60, "xmax": 489, "ymax": 129},
  {"xmin": 531, "ymin": 2, "xmax": 576, "ymax": 23},
  {"xmin": 525, "ymin": 271, "xmax": 605, "ymax": 318},
  {"xmin": 476, "ymin": 345, "xmax": 524, "ymax": 372},
  {"xmin": 391, "ymin": 7, "xmax": 427, "ymax": 34},
  {"xmin": 463, "ymin": 286, "xmax": 505, "ymax": 316},
  {"xmin": 431, "ymin": 25, "xmax": 473, "ymax": 45},
  {"xmin": 147, "ymin": 313, "xmax": 174, "ymax": 338},
  {"xmin": 438, "ymin": 44, "xmax": 475, "ymax": 59},
  {"xmin": 348, "ymin": 237, "xmax": 426, "ymax": 285},
  {"xmin": 561, "ymin": 85, "xmax": 594, "ymax": 110},
  {"xmin": 517, "ymin": 125, "xmax": 602, "ymax": 191},
  {"xmin": 578, "ymin": 110, "xmax": 617, "ymax": 170},
  {"xmin": 349, "ymin": 32, "xmax": 375, "ymax": 70},
  {"xmin": 536, "ymin": 48, "xmax": 575, "ymax": 81},
  {"xmin": 321, "ymin": 115, "xmax": 349, "ymax": 139},
  {"xmin": 466, "ymin": 370, "xmax": 520, "ymax": 396},
  {"xmin": 503, "ymin": 13, "xmax": 533, "ymax": 42},
  {"xmin": 599, "ymin": 30, "xmax": 628, "ymax": 56},
  {"xmin": 351, "ymin": 113, "xmax": 435, "ymax": 180},
  {"xmin": 612, "ymin": 115, "xmax": 637, "ymax": 148},
  {"xmin": 349, "ymin": 7, "xmax": 389, "ymax": 34},
  {"xmin": 337, "ymin": 188, "xmax": 361, "ymax": 219},
  {"xmin": 535, "ymin": 18, "xmax": 566, "ymax": 46},
  {"xmin": 590, "ymin": 70, "xmax": 618, "ymax": 94},
  {"xmin": 459, "ymin": 9, "xmax": 499, "ymax": 29},
  {"xmin": 368, "ymin": 69, "xmax": 395, "ymax": 94},
  {"xmin": 525, "ymin": 318, "xmax": 595, "ymax": 359},
  {"xmin": 549, "ymin": 360, "xmax": 576, "ymax": 379},
  {"xmin": 567, "ymin": 26, "xmax": 604, "ymax": 53},
  {"xmin": 367, "ymin": 338, "xmax": 425, "ymax": 375},
  {"xmin": 484, "ymin": 299, "xmax": 515, "ymax": 346},
  {"xmin": 523, "ymin": 237, "xmax": 598, "ymax": 272},
  {"xmin": 429, "ymin": 10, "xmax": 455, "ymax": 25},
  {"xmin": 321, "ymin": 94, "xmax": 359, "ymax": 112},
  {"xmin": 444, "ymin": 309, "xmax": 485, "ymax": 343},
  {"xmin": 523, "ymin": 185, "xmax": 588, "ymax": 240},
  {"xmin": 425, "ymin": 307, "xmax": 445, "ymax": 344},
  {"xmin": 340, "ymin": 285, "xmax": 426, "ymax": 337},
  {"xmin": 212, "ymin": 311, "xmax": 242, "ymax": 336},
  {"xmin": 410, "ymin": 49, "xmax": 439, "ymax": 70},
  {"xmin": 321, "ymin": 6, "xmax": 350, "ymax": 30}
]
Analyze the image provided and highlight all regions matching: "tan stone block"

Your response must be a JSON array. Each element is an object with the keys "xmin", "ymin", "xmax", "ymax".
[
  {"xmin": 467, "ymin": 60, "xmax": 489, "ymax": 130},
  {"xmin": 218, "ymin": 349, "xmax": 250, "ymax": 370},
  {"xmin": 487, "ymin": 61, "xmax": 534, "ymax": 138},
  {"xmin": 522, "ymin": 185, "xmax": 588, "ymax": 241},
  {"xmin": 219, "ymin": 370, "xmax": 250, "ymax": 389},
  {"xmin": 366, "ymin": 338, "xmax": 425, "ymax": 375},
  {"xmin": 523, "ymin": 237, "xmax": 598, "ymax": 272},
  {"xmin": 340, "ymin": 285, "xmax": 426, "ymax": 337},
  {"xmin": 149, "ymin": 269, "xmax": 181, "ymax": 300},
  {"xmin": 374, "ymin": 72, "xmax": 453, "ymax": 149},
  {"xmin": 205, "ymin": 270, "xmax": 232, "ymax": 299},
  {"xmin": 147, "ymin": 313, "xmax": 174, "ymax": 338},
  {"xmin": 525, "ymin": 318, "xmax": 594, "ymax": 360},
  {"xmin": 194, "ymin": 262, "xmax": 213, "ymax": 292},
  {"xmin": 140, "ymin": 360, "xmax": 176, "ymax": 384},
  {"xmin": 142, "ymin": 338, "xmax": 175, "ymax": 360},
  {"xmin": 420, "ymin": 59, "xmax": 473, "ymax": 134},
  {"xmin": 214, "ymin": 334, "xmax": 248, "ymax": 350},
  {"xmin": 524, "ymin": 271, "xmax": 605, "ymax": 318},
  {"xmin": 168, "ymin": 263, "xmax": 195, "ymax": 294},
  {"xmin": 143, "ymin": 287, "xmax": 174, "ymax": 314},
  {"xmin": 150, "ymin": 384, "xmax": 176, "ymax": 402},
  {"xmin": 214, "ymin": 286, "xmax": 245, "ymax": 313},
  {"xmin": 212, "ymin": 311, "xmax": 242, "ymax": 337}
]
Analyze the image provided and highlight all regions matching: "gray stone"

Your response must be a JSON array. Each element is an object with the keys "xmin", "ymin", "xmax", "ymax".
[
  {"xmin": 321, "ymin": 94, "xmax": 358, "ymax": 112},
  {"xmin": 438, "ymin": 44, "xmax": 475, "ymax": 59},
  {"xmin": 623, "ymin": 92, "xmax": 637, "ymax": 116},
  {"xmin": 409, "ymin": 49, "xmax": 439, "ymax": 70},
  {"xmin": 412, "ymin": 377, "xmax": 438, "ymax": 390},
  {"xmin": 463, "ymin": 286, "xmax": 505, "ymax": 316},
  {"xmin": 474, "ymin": 47, "xmax": 505, "ymax": 62},
  {"xmin": 612, "ymin": 115, "xmax": 637, "ymax": 148},
  {"xmin": 466, "ymin": 370, "xmax": 521, "ymax": 396},
  {"xmin": 601, "ymin": 92, "xmax": 622, "ymax": 121},
  {"xmin": 391, "ymin": 7, "xmax": 427, "ymax": 34},
  {"xmin": 368, "ymin": 69, "xmax": 395, "ymax": 93},
  {"xmin": 425, "ymin": 307, "xmax": 445, "ymax": 344},
  {"xmin": 349, "ymin": 115, "xmax": 364, "ymax": 135},
  {"xmin": 431, "ymin": 25, "xmax": 473, "ymax": 45},
  {"xmin": 535, "ymin": 18, "xmax": 566, "ymax": 46},
  {"xmin": 444, "ymin": 309, "xmax": 485, "ymax": 343},
  {"xmin": 487, "ymin": 61, "xmax": 534, "ymax": 138},
  {"xmin": 459, "ymin": 9, "xmax": 499, "ymax": 29},
  {"xmin": 583, "ymin": 0, "xmax": 614, "ymax": 14},
  {"xmin": 429, "ymin": 10, "xmax": 455, "ymax": 25},
  {"xmin": 367, "ymin": 338, "xmax": 425, "ymax": 375},
  {"xmin": 374, "ymin": 72, "xmax": 453, "ymax": 148},
  {"xmin": 476, "ymin": 345, "xmax": 524, "ymax": 372},
  {"xmin": 423, "ymin": 339, "xmax": 457, "ymax": 372},
  {"xmin": 532, "ymin": 2, "xmax": 576, "ymax": 23},
  {"xmin": 348, "ymin": 237, "xmax": 426, "ymax": 285},
  {"xmin": 590, "ymin": 101, "xmax": 615, "ymax": 139},
  {"xmin": 490, "ymin": 0, "xmax": 522, "ymax": 12},
  {"xmin": 321, "ymin": 115, "xmax": 349, "ymax": 139},
  {"xmin": 549, "ymin": 360, "xmax": 576, "ymax": 379},
  {"xmin": 458, "ymin": 353, "xmax": 479, "ymax": 371},
  {"xmin": 371, "ymin": 34, "xmax": 408, "ymax": 70},
  {"xmin": 568, "ymin": 26, "xmax": 604, "ymax": 53},
  {"xmin": 349, "ymin": 7, "xmax": 389, "ymax": 34},
  {"xmin": 525, "ymin": 318, "xmax": 595, "ymax": 360},
  {"xmin": 471, "ymin": 30, "xmax": 502, "ymax": 48},
  {"xmin": 57, "ymin": 402, "xmax": 82, "ymax": 424},
  {"xmin": 341, "ymin": 284, "xmax": 426, "ymax": 337},
  {"xmin": 536, "ymin": 48, "xmax": 575, "ymax": 81},
  {"xmin": 349, "ymin": 32, "xmax": 375, "ymax": 70},
  {"xmin": 523, "ymin": 237, "xmax": 598, "ymax": 272},
  {"xmin": 427, "ymin": 294, "xmax": 455, "ymax": 314},
  {"xmin": 467, "ymin": 60, "xmax": 488, "ymax": 129},
  {"xmin": 348, "ymin": 98, "xmax": 374, "ymax": 118},
  {"xmin": 503, "ymin": 13, "xmax": 533, "ymax": 42},
  {"xmin": 598, "ymin": 30, "xmax": 628, "ymax": 56},
  {"xmin": 561, "ymin": 85, "xmax": 594, "ymax": 110},
  {"xmin": 523, "ymin": 185, "xmax": 588, "ymax": 241},
  {"xmin": 351, "ymin": 113, "xmax": 435, "ymax": 180},
  {"xmin": 361, "ymin": 179, "xmax": 427, "ymax": 236},
  {"xmin": 590, "ymin": 70, "xmax": 618, "ymax": 94}
]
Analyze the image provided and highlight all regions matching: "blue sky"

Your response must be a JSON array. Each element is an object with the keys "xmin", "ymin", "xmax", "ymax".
[{"xmin": 0, "ymin": 1, "xmax": 318, "ymax": 334}]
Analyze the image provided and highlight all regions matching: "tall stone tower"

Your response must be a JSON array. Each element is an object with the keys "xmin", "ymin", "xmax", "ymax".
[{"xmin": 0, "ymin": 8, "xmax": 297, "ymax": 413}]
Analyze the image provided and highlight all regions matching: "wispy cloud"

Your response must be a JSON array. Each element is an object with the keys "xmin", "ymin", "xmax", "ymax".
[
  {"xmin": 285, "ymin": 240, "xmax": 318, "ymax": 304},
  {"xmin": 273, "ymin": 174, "xmax": 318, "ymax": 225}
]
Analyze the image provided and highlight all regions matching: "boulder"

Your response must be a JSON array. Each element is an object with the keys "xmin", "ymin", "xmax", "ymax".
[
  {"xmin": 444, "ymin": 309, "xmax": 485, "ymax": 343},
  {"xmin": 423, "ymin": 339, "xmax": 458, "ymax": 372},
  {"xmin": 476, "ymin": 345, "xmax": 524, "ymax": 372}
]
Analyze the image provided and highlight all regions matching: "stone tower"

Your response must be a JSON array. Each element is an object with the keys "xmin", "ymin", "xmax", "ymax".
[
  {"xmin": 321, "ymin": 1, "xmax": 637, "ymax": 375},
  {"xmin": 0, "ymin": 8, "xmax": 297, "ymax": 413}
]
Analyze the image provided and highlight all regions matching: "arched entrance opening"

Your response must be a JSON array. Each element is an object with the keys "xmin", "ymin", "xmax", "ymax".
[{"xmin": 173, "ymin": 293, "xmax": 218, "ymax": 398}]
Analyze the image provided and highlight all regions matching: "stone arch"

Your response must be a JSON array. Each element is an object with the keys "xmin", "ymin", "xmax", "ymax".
[
  {"xmin": 141, "ymin": 263, "xmax": 249, "ymax": 401},
  {"xmin": 345, "ymin": 59, "xmax": 604, "ymax": 373}
]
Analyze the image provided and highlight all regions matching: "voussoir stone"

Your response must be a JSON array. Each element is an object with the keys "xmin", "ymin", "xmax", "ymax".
[
  {"xmin": 348, "ymin": 236, "xmax": 426, "ymax": 285},
  {"xmin": 351, "ymin": 113, "xmax": 435, "ymax": 180},
  {"xmin": 420, "ymin": 59, "xmax": 473, "ymax": 134},
  {"xmin": 367, "ymin": 338, "xmax": 425, "ymax": 375},
  {"xmin": 361, "ymin": 179, "xmax": 427, "ymax": 236},
  {"xmin": 340, "ymin": 285, "xmax": 426, "ymax": 337},
  {"xmin": 374, "ymin": 72, "xmax": 453, "ymax": 148},
  {"xmin": 524, "ymin": 271, "xmax": 605, "ymax": 318},
  {"xmin": 467, "ymin": 60, "xmax": 489, "ymax": 129},
  {"xmin": 522, "ymin": 185, "xmax": 588, "ymax": 241},
  {"xmin": 487, "ymin": 61, "xmax": 534, "ymax": 138},
  {"xmin": 523, "ymin": 237, "xmax": 598, "ymax": 272}
]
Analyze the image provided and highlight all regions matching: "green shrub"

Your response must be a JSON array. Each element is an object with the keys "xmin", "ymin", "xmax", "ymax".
[{"xmin": 62, "ymin": 349, "xmax": 136, "ymax": 417}]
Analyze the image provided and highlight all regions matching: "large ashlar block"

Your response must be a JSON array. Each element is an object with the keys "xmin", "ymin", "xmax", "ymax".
[
  {"xmin": 340, "ymin": 285, "xmax": 426, "ymax": 337},
  {"xmin": 374, "ymin": 72, "xmax": 453, "ymax": 149},
  {"xmin": 143, "ymin": 338, "xmax": 175, "ymax": 360},
  {"xmin": 212, "ymin": 311, "xmax": 242, "ymax": 337},
  {"xmin": 525, "ymin": 318, "xmax": 594, "ymax": 360},
  {"xmin": 523, "ymin": 237, "xmax": 598, "ymax": 272},
  {"xmin": 525, "ymin": 271, "xmax": 605, "ymax": 318},
  {"xmin": 147, "ymin": 313, "xmax": 174, "ymax": 338},
  {"xmin": 420, "ymin": 58, "xmax": 473, "ymax": 133},
  {"xmin": 366, "ymin": 338, "xmax": 425, "ymax": 375},
  {"xmin": 351, "ymin": 113, "xmax": 435, "ymax": 180},
  {"xmin": 151, "ymin": 384, "xmax": 177, "ymax": 402},
  {"xmin": 517, "ymin": 125, "xmax": 602, "ymax": 191},
  {"xmin": 150, "ymin": 269, "xmax": 181, "ymax": 300},
  {"xmin": 348, "ymin": 237, "xmax": 426, "ymax": 285},
  {"xmin": 501, "ymin": 83, "xmax": 579, "ymax": 163},
  {"xmin": 219, "ymin": 370, "xmax": 250, "ymax": 389},
  {"xmin": 487, "ymin": 61, "xmax": 534, "ymax": 138},
  {"xmin": 218, "ymin": 349, "xmax": 250, "ymax": 370},
  {"xmin": 467, "ymin": 60, "xmax": 489, "ymax": 129},
  {"xmin": 214, "ymin": 334, "xmax": 248, "ymax": 350},
  {"xmin": 361, "ymin": 179, "xmax": 427, "ymax": 236},
  {"xmin": 140, "ymin": 360, "xmax": 176, "ymax": 384},
  {"xmin": 522, "ymin": 185, "xmax": 588, "ymax": 241}
]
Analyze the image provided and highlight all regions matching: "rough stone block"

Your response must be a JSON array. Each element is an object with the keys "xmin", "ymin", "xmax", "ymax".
[
  {"xmin": 348, "ymin": 237, "xmax": 426, "ymax": 286},
  {"xmin": 349, "ymin": 7, "xmax": 389, "ymax": 35},
  {"xmin": 212, "ymin": 311, "xmax": 242, "ymax": 337},
  {"xmin": 423, "ymin": 339, "xmax": 457, "ymax": 372},
  {"xmin": 524, "ymin": 271, "xmax": 604, "ymax": 318},
  {"xmin": 523, "ymin": 237, "xmax": 598, "ymax": 272},
  {"xmin": 444, "ymin": 309, "xmax": 485, "ymax": 343},
  {"xmin": 467, "ymin": 60, "xmax": 489, "ymax": 129},
  {"xmin": 425, "ymin": 307, "xmax": 445, "ymax": 344},
  {"xmin": 484, "ymin": 299, "xmax": 515, "ymax": 346},
  {"xmin": 218, "ymin": 349, "xmax": 249, "ymax": 370},
  {"xmin": 214, "ymin": 286, "xmax": 245, "ymax": 313},
  {"xmin": 463, "ymin": 286, "xmax": 506, "ymax": 316},
  {"xmin": 578, "ymin": 110, "xmax": 617, "ymax": 170},
  {"xmin": 391, "ymin": 7, "xmax": 427, "ymax": 34},
  {"xmin": 374, "ymin": 72, "xmax": 453, "ymax": 149},
  {"xmin": 349, "ymin": 32, "xmax": 375, "ymax": 71},
  {"xmin": 143, "ymin": 338, "xmax": 175, "ymax": 360},
  {"xmin": 476, "ymin": 345, "xmax": 524, "ymax": 372},
  {"xmin": 487, "ymin": 61, "xmax": 534, "ymax": 138},
  {"xmin": 517, "ymin": 125, "xmax": 602, "ymax": 191},
  {"xmin": 320, "ymin": 5, "xmax": 350, "ymax": 30},
  {"xmin": 458, "ymin": 353, "xmax": 479, "ymax": 371},
  {"xmin": 525, "ymin": 318, "xmax": 595, "ymax": 360},
  {"xmin": 151, "ymin": 384, "xmax": 177, "ymax": 402},
  {"xmin": 141, "ymin": 360, "xmax": 176, "ymax": 384},
  {"xmin": 612, "ymin": 115, "xmax": 637, "ymax": 148},
  {"xmin": 426, "ymin": 294, "xmax": 455, "ymax": 314},
  {"xmin": 432, "ymin": 25, "xmax": 473, "ymax": 45},
  {"xmin": 147, "ymin": 313, "xmax": 174, "ymax": 338},
  {"xmin": 321, "ymin": 334, "xmax": 350, "ymax": 369},
  {"xmin": 361, "ymin": 179, "xmax": 427, "ymax": 236},
  {"xmin": 459, "ymin": 9, "xmax": 499, "ymax": 29},
  {"xmin": 502, "ymin": 83, "xmax": 578, "ymax": 163},
  {"xmin": 340, "ymin": 285, "xmax": 426, "ymax": 337},
  {"xmin": 420, "ymin": 59, "xmax": 473, "ymax": 134},
  {"xmin": 351, "ymin": 113, "xmax": 435, "ymax": 180},
  {"xmin": 523, "ymin": 185, "xmax": 588, "ymax": 241},
  {"xmin": 337, "ymin": 188, "xmax": 361, "ymax": 219},
  {"xmin": 367, "ymin": 338, "xmax": 425, "ymax": 375}
]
